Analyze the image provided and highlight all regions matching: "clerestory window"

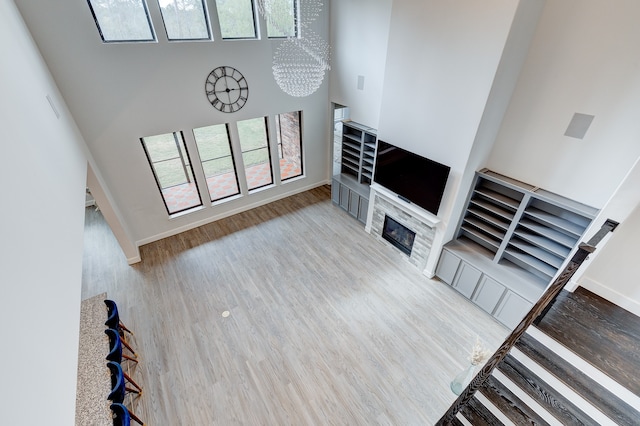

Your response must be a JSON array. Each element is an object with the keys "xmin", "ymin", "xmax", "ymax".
[
  {"xmin": 87, "ymin": 0, "xmax": 156, "ymax": 42},
  {"xmin": 264, "ymin": 0, "xmax": 297, "ymax": 38},
  {"xmin": 214, "ymin": 0, "xmax": 257, "ymax": 40},
  {"xmin": 157, "ymin": 0, "xmax": 212, "ymax": 41}
]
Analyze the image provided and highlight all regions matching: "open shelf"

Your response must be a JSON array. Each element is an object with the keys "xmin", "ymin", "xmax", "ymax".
[
  {"xmin": 463, "ymin": 216, "xmax": 506, "ymax": 240},
  {"xmin": 460, "ymin": 227, "xmax": 500, "ymax": 253},
  {"xmin": 466, "ymin": 207, "xmax": 510, "ymax": 230},
  {"xmin": 524, "ymin": 207, "xmax": 586, "ymax": 238},
  {"xmin": 474, "ymin": 188, "xmax": 520, "ymax": 210},
  {"xmin": 342, "ymin": 141, "xmax": 360, "ymax": 151},
  {"xmin": 469, "ymin": 198, "xmax": 515, "ymax": 221},
  {"xmin": 513, "ymin": 228, "xmax": 571, "ymax": 258},
  {"xmin": 518, "ymin": 218, "xmax": 577, "ymax": 248},
  {"xmin": 503, "ymin": 248, "xmax": 556, "ymax": 280},
  {"xmin": 508, "ymin": 238, "xmax": 563, "ymax": 269}
]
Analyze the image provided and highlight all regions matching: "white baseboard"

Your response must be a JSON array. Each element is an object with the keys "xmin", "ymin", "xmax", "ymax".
[
  {"xmin": 136, "ymin": 181, "xmax": 330, "ymax": 248},
  {"xmin": 422, "ymin": 268, "xmax": 435, "ymax": 279},
  {"xmin": 580, "ymin": 276, "xmax": 640, "ymax": 317},
  {"xmin": 127, "ymin": 255, "xmax": 142, "ymax": 265}
]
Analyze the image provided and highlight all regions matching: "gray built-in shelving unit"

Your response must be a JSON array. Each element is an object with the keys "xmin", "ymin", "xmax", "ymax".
[
  {"xmin": 436, "ymin": 169, "xmax": 598, "ymax": 328},
  {"xmin": 340, "ymin": 121, "xmax": 377, "ymax": 185},
  {"xmin": 332, "ymin": 121, "xmax": 377, "ymax": 225}
]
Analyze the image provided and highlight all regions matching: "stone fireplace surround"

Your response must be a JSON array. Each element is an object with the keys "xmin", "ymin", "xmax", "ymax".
[{"xmin": 366, "ymin": 183, "xmax": 440, "ymax": 271}]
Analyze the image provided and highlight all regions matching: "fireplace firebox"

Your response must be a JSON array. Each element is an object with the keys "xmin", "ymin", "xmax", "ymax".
[{"xmin": 382, "ymin": 215, "xmax": 416, "ymax": 256}]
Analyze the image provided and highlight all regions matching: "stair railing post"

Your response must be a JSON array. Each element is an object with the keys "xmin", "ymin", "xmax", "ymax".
[{"xmin": 436, "ymin": 219, "xmax": 618, "ymax": 425}]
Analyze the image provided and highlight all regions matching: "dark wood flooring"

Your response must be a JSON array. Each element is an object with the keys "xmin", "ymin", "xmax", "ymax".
[{"xmin": 535, "ymin": 287, "xmax": 640, "ymax": 396}]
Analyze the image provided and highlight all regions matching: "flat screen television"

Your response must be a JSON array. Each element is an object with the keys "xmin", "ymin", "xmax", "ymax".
[{"xmin": 373, "ymin": 140, "xmax": 450, "ymax": 216}]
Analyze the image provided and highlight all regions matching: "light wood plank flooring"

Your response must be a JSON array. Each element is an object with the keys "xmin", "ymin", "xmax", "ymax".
[{"xmin": 81, "ymin": 186, "xmax": 508, "ymax": 425}]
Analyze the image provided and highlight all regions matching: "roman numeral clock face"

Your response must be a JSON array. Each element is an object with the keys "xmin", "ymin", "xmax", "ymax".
[{"xmin": 205, "ymin": 66, "xmax": 249, "ymax": 113}]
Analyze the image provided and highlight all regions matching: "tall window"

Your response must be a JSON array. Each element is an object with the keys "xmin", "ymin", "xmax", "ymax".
[
  {"xmin": 215, "ymin": 0, "xmax": 257, "ymax": 39},
  {"xmin": 87, "ymin": 0, "xmax": 155, "ymax": 42},
  {"xmin": 264, "ymin": 0, "xmax": 297, "ymax": 38},
  {"xmin": 157, "ymin": 0, "xmax": 211, "ymax": 40},
  {"xmin": 276, "ymin": 111, "xmax": 303, "ymax": 181},
  {"xmin": 237, "ymin": 117, "xmax": 273, "ymax": 190},
  {"xmin": 141, "ymin": 132, "xmax": 202, "ymax": 215},
  {"xmin": 193, "ymin": 124, "xmax": 240, "ymax": 202}
]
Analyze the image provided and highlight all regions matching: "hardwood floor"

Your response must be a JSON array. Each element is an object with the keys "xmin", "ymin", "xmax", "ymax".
[{"xmin": 82, "ymin": 186, "xmax": 508, "ymax": 425}]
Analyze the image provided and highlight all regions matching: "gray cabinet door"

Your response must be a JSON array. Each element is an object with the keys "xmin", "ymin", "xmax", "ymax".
[
  {"xmin": 494, "ymin": 291, "xmax": 533, "ymax": 328},
  {"xmin": 436, "ymin": 250, "xmax": 461, "ymax": 285},
  {"xmin": 340, "ymin": 185, "xmax": 350, "ymax": 210},
  {"xmin": 472, "ymin": 276, "xmax": 505, "ymax": 314},
  {"xmin": 331, "ymin": 179, "xmax": 340, "ymax": 204},
  {"xmin": 349, "ymin": 191, "xmax": 360, "ymax": 217},
  {"xmin": 454, "ymin": 262, "xmax": 482, "ymax": 298},
  {"xmin": 358, "ymin": 197, "xmax": 369, "ymax": 224}
]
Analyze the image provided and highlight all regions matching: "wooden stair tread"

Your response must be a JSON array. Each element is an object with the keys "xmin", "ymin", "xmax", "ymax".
[
  {"xmin": 535, "ymin": 288, "xmax": 640, "ymax": 395},
  {"xmin": 459, "ymin": 396, "xmax": 504, "ymax": 425},
  {"xmin": 449, "ymin": 416, "xmax": 465, "ymax": 426},
  {"xmin": 498, "ymin": 354, "xmax": 598, "ymax": 426},
  {"xmin": 516, "ymin": 333, "xmax": 639, "ymax": 425},
  {"xmin": 481, "ymin": 375, "xmax": 550, "ymax": 425}
]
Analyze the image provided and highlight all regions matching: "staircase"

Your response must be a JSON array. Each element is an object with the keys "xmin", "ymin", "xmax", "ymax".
[{"xmin": 453, "ymin": 287, "xmax": 640, "ymax": 425}]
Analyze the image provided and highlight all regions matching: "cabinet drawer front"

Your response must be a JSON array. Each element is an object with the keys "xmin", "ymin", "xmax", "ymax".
[
  {"xmin": 472, "ymin": 276, "xmax": 505, "ymax": 314},
  {"xmin": 454, "ymin": 263, "xmax": 482, "ymax": 298},
  {"xmin": 436, "ymin": 250, "xmax": 462, "ymax": 285}
]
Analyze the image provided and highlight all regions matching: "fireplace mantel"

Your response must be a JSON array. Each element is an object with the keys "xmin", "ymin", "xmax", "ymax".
[{"xmin": 366, "ymin": 183, "xmax": 441, "ymax": 231}]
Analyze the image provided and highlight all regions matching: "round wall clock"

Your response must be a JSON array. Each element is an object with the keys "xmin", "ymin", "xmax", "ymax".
[{"xmin": 205, "ymin": 66, "xmax": 249, "ymax": 113}]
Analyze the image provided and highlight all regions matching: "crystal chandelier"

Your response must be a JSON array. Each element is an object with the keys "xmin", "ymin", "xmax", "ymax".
[{"xmin": 258, "ymin": 0, "xmax": 331, "ymax": 97}]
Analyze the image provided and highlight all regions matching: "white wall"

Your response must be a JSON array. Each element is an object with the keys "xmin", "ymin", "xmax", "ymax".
[
  {"xmin": 16, "ymin": 0, "xmax": 331, "ymax": 247},
  {"xmin": 443, "ymin": 0, "xmax": 546, "ymax": 246},
  {"xmin": 0, "ymin": 0, "xmax": 87, "ymax": 423},
  {"xmin": 569, "ymin": 157, "xmax": 640, "ymax": 314},
  {"xmin": 580, "ymin": 203, "xmax": 640, "ymax": 316},
  {"xmin": 329, "ymin": 0, "xmax": 393, "ymax": 128},
  {"xmin": 376, "ymin": 0, "xmax": 521, "ymax": 275},
  {"xmin": 487, "ymin": 0, "xmax": 640, "ymax": 209},
  {"xmin": 87, "ymin": 164, "xmax": 140, "ymax": 263}
]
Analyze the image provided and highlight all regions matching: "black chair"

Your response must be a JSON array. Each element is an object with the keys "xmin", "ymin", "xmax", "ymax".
[
  {"xmin": 104, "ymin": 300, "xmax": 137, "ymax": 357},
  {"xmin": 106, "ymin": 328, "xmax": 138, "ymax": 364},
  {"xmin": 110, "ymin": 402, "xmax": 144, "ymax": 426}
]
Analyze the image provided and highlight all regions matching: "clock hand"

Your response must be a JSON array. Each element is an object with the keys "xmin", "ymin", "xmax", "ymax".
[{"xmin": 215, "ymin": 88, "xmax": 239, "ymax": 93}]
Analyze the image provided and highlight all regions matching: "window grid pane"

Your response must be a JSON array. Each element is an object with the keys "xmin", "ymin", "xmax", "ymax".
[
  {"xmin": 141, "ymin": 132, "xmax": 202, "ymax": 215},
  {"xmin": 157, "ymin": 0, "xmax": 211, "ymax": 40},
  {"xmin": 88, "ymin": 0, "xmax": 155, "ymax": 42},
  {"xmin": 215, "ymin": 0, "xmax": 257, "ymax": 39},
  {"xmin": 265, "ymin": 0, "xmax": 297, "ymax": 38},
  {"xmin": 193, "ymin": 124, "xmax": 240, "ymax": 202},
  {"xmin": 277, "ymin": 111, "xmax": 303, "ymax": 181},
  {"xmin": 238, "ymin": 117, "xmax": 273, "ymax": 190}
]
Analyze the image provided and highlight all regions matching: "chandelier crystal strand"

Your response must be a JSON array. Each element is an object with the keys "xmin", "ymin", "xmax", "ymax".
[
  {"xmin": 258, "ymin": 0, "xmax": 331, "ymax": 97},
  {"xmin": 257, "ymin": 0, "xmax": 323, "ymax": 27},
  {"xmin": 273, "ymin": 38, "xmax": 326, "ymax": 97}
]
